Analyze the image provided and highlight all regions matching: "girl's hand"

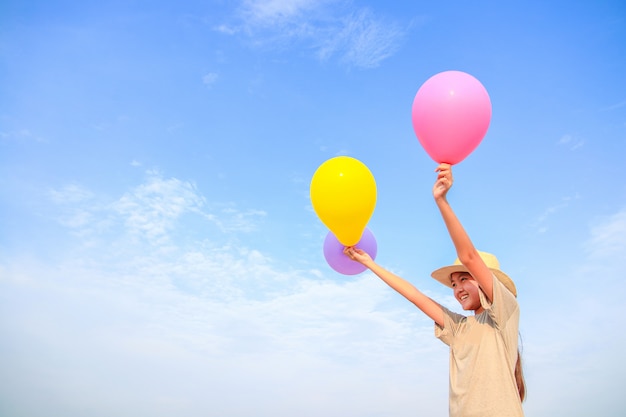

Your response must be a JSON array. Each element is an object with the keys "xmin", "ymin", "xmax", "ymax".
[
  {"xmin": 343, "ymin": 246, "xmax": 372, "ymax": 265},
  {"xmin": 433, "ymin": 163, "xmax": 453, "ymax": 201}
]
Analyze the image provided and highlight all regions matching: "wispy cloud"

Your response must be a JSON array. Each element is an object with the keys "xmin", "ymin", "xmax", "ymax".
[
  {"xmin": 202, "ymin": 72, "xmax": 219, "ymax": 88},
  {"xmin": 0, "ymin": 128, "xmax": 47, "ymax": 143},
  {"xmin": 531, "ymin": 193, "xmax": 580, "ymax": 233},
  {"xmin": 1, "ymin": 169, "xmax": 449, "ymax": 416},
  {"xmin": 1, "ymin": 253, "xmax": 445, "ymax": 415},
  {"xmin": 8, "ymin": 174, "xmax": 626, "ymax": 416},
  {"xmin": 599, "ymin": 99, "xmax": 626, "ymax": 112},
  {"xmin": 520, "ymin": 205, "xmax": 626, "ymax": 416},
  {"xmin": 584, "ymin": 207, "xmax": 626, "ymax": 261},
  {"xmin": 47, "ymin": 171, "xmax": 266, "ymax": 245},
  {"xmin": 213, "ymin": 206, "xmax": 267, "ymax": 233},
  {"xmin": 317, "ymin": 8, "xmax": 404, "ymax": 68},
  {"xmin": 219, "ymin": 1, "xmax": 407, "ymax": 69},
  {"xmin": 49, "ymin": 183, "xmax": 95, "ymax": 204},
  {"xmin": 240, "ymin": 0, "xmax": 324, "ymax": 27},
  {"xmin": 112, "ymin": 171, "xmax": 206, "ymax": 243},
  {"xmin": 558, "ymin": 134, "xmax": 584, "ymax": 150},
  {"xmin": 47, "ymin": 183, "xmax": 107, "ymax": 235}
]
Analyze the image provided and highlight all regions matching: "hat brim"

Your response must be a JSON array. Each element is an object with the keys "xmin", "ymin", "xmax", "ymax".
[{"xmin": 431, "ymin": 265, "xmax": 517, "ymax": 297}]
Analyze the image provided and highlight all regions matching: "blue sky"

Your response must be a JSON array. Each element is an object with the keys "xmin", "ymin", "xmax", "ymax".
[{"xmin": 1, "ymin": 1, "xmax": 625, "ymax": 416}]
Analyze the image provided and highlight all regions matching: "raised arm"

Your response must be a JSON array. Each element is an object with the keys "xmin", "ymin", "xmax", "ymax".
[
  {"xmin": 344, "ymin": 247, "xmax": 444, "ymax": 326},
  {"xmin": 433, "ymin": 164, "xmax": 494, "ymax": 301}
]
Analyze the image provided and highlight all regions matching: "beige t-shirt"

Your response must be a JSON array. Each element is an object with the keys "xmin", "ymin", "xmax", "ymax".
[{"xmin": 435, "ymin": 274, "xmax": 524, "ymax": 417}]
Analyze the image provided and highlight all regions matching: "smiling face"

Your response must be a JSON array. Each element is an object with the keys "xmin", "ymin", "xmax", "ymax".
[{"xmin": 450, "ymin": 271, "xmax": 484, "ymax": 314}]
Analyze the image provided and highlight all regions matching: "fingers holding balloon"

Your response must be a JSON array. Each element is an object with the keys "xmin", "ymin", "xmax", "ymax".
[
  {"xmin": 345, "ymin": 246, "xmax": 362, "ymax": 259},
  {"xmin": 326, "ymin": 229, "xmax": 377, "ymax": 275},
  {"xmin": 435, "ymin": 163, "xmax": 451, "ymax": 172},
  {"xmin": 345, "ymin": 246, "xmax": 371, "ymax": 265},
  {"xmin": 435, "ymin": 163, "xmax": 453, "ymax": 187},
  {"xmin": 311, "ymin": 156, "xmax": 378, "ymax": 276},
  {"xmin": 435, "ymin": 163, "xmax": 452, "ymax": 177},
  {"xmin": 433, "ymin": 176, "xmax": 452, "ymax": 200}
]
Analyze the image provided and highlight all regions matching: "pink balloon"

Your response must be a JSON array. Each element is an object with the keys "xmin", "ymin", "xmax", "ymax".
[
  {"xmin": 323, "ymin": 228, "xmax": 377, "ymax": 275},
  {"xmin": 412, "ymin": 71, "xmax": 492, "ymax": 165}
]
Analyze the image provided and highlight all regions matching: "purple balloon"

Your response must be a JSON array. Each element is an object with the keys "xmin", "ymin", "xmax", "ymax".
[{"xmin": 323, "ymin": 228, "xmax": 378, "ymax": 275}]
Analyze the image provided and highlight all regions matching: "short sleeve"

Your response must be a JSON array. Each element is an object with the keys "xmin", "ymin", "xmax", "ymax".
[
  {"xmin": 435, "ymin": 306, "xmax": 467, "ymax": 346},
  {"xmin": 479, "ymin": 273, "xmax": 519, "ymax": 329}
]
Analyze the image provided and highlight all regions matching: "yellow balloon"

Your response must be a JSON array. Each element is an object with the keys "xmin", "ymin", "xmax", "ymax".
[{"xmin": 310, "ymin": 156, "xmax": 377, "ymax": 246}]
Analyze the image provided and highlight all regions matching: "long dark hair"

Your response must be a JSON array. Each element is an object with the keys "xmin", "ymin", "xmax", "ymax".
[{"xmin": 515, "ymin": 348, "xmax": 526, "ymax": 401}]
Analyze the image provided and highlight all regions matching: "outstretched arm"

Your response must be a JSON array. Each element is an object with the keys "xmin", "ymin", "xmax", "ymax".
[
  {"xmin": 344, "ymin": 247, "xmax": 444, "ymax": 326},
  {"xmin": 433, "ymin": 164, "xmax": 494, "ymax": 301}
]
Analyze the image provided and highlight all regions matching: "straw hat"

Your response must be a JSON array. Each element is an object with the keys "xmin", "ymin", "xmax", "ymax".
[{"xmin": 431, "ymin": 251, "xmax": 517, "ymax": 297}]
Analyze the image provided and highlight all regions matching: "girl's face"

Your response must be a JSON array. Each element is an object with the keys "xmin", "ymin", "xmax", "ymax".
[{"xmin": 450, "ymin": 272, "xmax": 484, "ymax": 314}]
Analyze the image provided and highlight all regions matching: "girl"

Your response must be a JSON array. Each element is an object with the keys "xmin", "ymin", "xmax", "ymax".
[{"xmin": 344, "ymin": 163, "xmax": 525, "ymax": 417}]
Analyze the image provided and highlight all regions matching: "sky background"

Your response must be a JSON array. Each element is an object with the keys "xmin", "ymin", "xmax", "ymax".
[{"xmin": 1, "ymin": 1, "xmax": 625, "ymax": 416}]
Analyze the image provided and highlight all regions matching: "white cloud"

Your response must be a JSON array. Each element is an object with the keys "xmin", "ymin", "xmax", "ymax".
[
  {"xmin": 0, "ymin": 170, "xmax": 453, "ymax": 416},
  {"xmin": 214, "ymin": 206, "xmax": 267, "ymax": 232},
  {"xmin": 223, "ymin": 1, "xmax": 406, "ymax": 69},
  {"xmin": 0, "ymin": 128, "xmax": 46, "ymax": 143},
  {"xmin": 240, "ymin": 0, "xmax": 323, "ymax": 26},
  {"xmin": 0, "ymin": 232, "xmax": 447, "ymax": 416},
  {"xmin": 214, "ymin": 23, "xmax": 239, "ymax": 35},
  {"xmin": 521, "ymin": 206, "xmax": 626, "ymax": 416},
  {"xmin": 584, "ymin": 208, "xmax": 626, "ymax": 261},
  {"xmin": 600, "ymin": 99, "xmax": 626, "ymax": 112},
  {"xmin": 112, "ymin": 171, "xmax": 206, "ymax": 242},
  {"xmin": 558, "ymin": 134, "xmax": 584, "ymax": 150},
  {"xmin": 202, "ymin": 72, "xmax": 219, "ymax": 87},
  {"xmin": 531, "ymin": 193, "xmax": 580, "ymax": 233},
  {"xmin": 48, "ymin": 183, "xmax": 95, "ymax": 204},
  {"xmin": 47, "ymin": 183, "xmax": 106, "ymax": 236},
  {"xmin": 317, "ymin": 9, "xmax": 403, "ymax": 68},
  {"xmin": 46, "ymin": 171, "xmax": 265, "ymax": 246},
  {"xmin": 9, "ymin": 171, "xmax": 626, "ymax": 416}
]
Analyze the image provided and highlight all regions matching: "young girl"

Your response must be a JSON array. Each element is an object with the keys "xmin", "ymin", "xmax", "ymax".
[{"xmin": 344, "ymin": 163, "xmax": 525, "ymax": 417}]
